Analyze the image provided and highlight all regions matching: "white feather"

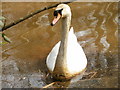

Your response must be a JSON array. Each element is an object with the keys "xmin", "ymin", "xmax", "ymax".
[
  {"xmin": 46, "ymin": 27, "xmax": 87, "ymax": 73},
  {"xmin": 66, "ymin": 27, "xmax": 87, "ymax": 74},
  {"xmin": 46, "ymin": 41, "xmax": 60, "ymax": 72}
]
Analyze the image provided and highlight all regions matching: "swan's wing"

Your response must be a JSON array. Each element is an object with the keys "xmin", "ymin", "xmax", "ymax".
[
  {"xmin": 46, "ymin": 41, "xmax": 61, "ymax": 72},
  {"xmin": 67, "ymin": 27, "xmax": 87, "ymax": 74}
]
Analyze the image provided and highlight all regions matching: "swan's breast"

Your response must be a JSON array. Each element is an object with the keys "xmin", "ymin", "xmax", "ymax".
[{"xmin": 46, "ymin": 27, "xmax": 87, "ymax": 75}]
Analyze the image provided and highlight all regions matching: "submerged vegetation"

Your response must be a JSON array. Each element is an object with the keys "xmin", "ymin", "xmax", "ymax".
[{"xmin": 0, "ymin": 16, "xmax": 11, "ymax": 45}]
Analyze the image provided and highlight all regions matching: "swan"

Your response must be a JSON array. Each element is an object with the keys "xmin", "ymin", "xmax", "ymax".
[{"xmin": 46, "ymin": 4, "xmax": 87, "ymax": 81}]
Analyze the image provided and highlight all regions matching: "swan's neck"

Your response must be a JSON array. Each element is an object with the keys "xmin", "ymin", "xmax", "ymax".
[
  {"xmin": 53, "ymin": 16, "xmax": 71, "ymax": 75},
  {"xmin": 61, "ymin": 16, "xmax": 71, "ymax": 44}
]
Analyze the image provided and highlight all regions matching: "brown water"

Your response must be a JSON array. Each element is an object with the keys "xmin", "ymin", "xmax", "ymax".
[{"xmin": 1, "ymin": 2, "xmax": 118, "ymax": 88}]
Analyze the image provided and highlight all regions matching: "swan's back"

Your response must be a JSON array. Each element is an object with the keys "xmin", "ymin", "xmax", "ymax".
[{"xmin": 46, "ymin": 27, "xmax": 87, "ymax": 74}]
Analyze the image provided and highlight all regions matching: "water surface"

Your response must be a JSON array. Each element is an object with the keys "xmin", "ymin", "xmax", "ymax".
[{"xmin": 2, "ymin": 2, "xmax": 118, "ymax": 88}]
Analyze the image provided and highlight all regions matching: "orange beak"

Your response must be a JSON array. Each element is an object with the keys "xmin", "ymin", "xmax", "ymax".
[{"xmin": 51, "ymin": 13, "xmax": 61, "ymax": 26}]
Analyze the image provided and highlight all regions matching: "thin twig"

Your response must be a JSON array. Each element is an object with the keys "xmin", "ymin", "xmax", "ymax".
[
  {"xmin": 2, "ymin": 0, "xmax": 77, "ymax": 31},
  {"xmin": 90, "ymin": 72, "xmax": 97, "ymax": 79},
  {"xmin": 42, "ymin": 82, "xmax": 56, "ymax": 88}
]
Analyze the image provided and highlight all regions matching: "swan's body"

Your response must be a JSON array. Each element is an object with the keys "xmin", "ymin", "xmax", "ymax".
[{"xmin": 46, "ymin": 4, "xmax": 87, "ymax": 80}]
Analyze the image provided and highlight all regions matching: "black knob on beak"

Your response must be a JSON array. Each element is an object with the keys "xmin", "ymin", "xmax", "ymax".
[{"xmin": 51, "ymin": 23, "xmax": 54, "ymax": 26}]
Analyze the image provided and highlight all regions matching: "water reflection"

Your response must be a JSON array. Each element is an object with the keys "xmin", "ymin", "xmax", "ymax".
[{"xmin": 2, "ymin": 2, "xmax": 118, "ymax": 88}]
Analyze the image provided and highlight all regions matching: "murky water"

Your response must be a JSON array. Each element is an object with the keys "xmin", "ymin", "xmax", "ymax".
[{"xmin": 1, "ymin": 2, "xmax": 118, "ymax": 88}]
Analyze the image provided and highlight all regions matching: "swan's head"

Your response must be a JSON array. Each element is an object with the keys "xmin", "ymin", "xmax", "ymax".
[{"xmin": 51, "ymin": 4, "xmax": 71, "ymax": 26}]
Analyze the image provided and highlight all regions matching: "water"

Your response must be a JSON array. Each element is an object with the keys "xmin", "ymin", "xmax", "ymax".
[{"xmin": 1, "ymin": 2, "xmax": 118, "ymax": 88}]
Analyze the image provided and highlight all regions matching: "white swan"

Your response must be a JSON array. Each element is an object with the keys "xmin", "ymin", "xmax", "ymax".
[{"xmin": 46, "ymin": 4, "xmax": 87, "ymax": 80}]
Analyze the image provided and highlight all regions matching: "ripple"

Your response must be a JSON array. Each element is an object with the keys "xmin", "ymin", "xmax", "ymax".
[
  {"xmin": 90, "ymin": 20, "xmax": 98, "ymax": 28},
  {"xmin": 75, "ymin": 29, "xmax": 92, "ymax": 37},
  {"xmin": 87, "ymin": 10, "xmax": 96, "ymax": 20},
  {"xmin": 100, "ymin": 36, "xmax": 110, "ymax": 53},
  {"xmin": 36, "ymin": 13, "xmax": 50, "ymax": 27}
]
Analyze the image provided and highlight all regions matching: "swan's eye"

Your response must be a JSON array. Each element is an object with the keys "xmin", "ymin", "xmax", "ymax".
[
  {"xmin": 54, "ymin": 11, "xmax": 58, "ymax": 16},
  {"xmin": 54, "ymin": 9, "xmax": 63, "ymax": 16},
  {"xmin": 58, "ymin": 9, "xmax": 63, "ymax": 15}
]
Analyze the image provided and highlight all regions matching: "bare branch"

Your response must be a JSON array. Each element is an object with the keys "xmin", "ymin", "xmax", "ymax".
[{"xmin": 2, "ymin": 0, "xmax": 76, "ymax": 31}]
